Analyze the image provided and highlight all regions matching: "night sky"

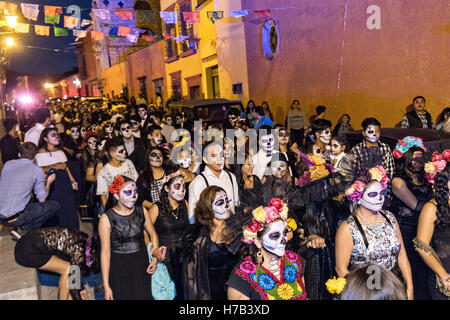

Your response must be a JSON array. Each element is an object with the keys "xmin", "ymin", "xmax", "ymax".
[{"xmin": 7, "ymin": 0, "xmax": 92, "ymax": 75}]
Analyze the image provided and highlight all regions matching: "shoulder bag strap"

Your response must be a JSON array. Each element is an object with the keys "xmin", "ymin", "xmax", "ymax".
[
  {"xmin": 199, "ymin": 173, "xmax": 209, "ymax": 187},
  {"xmin": 353, "ymin": 216, "xmax": 369, "ymax": 248}
]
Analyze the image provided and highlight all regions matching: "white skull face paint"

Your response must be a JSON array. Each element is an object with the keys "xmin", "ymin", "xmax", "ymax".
[
  {"xmin": 104, "ymin": 122, "xmax": 113, "ymax": 133},
  {"xmin": 87, "ymin": 137, "xmax": 97, "ymax": 151},
  {"xmin": 359, "ymin": 182, "xmax": 386, "ymax": 213},
  {"xmin": 175, "ymin": 116, "xmax": 182, "ymax": 125},
  {"xmin": 319, "ymin": 128, "xmax": 331, "ymax": 144},
  {"xmin": 130, "ymin": 120, "xmax": 140, "ymax": 132},
  {"xmin": 312, "ymin": 144, "xmax": 324, "ymax": 161},
  {"xmin": 120, "ymin": 123, "xmax": 132, "ymax": 139},
  {"xmin": 166, "ymin": 116, "xmax": 173, "ymax": 126},
  {"xmin": 278, "ymin": 129, "xmax": 289, "ymax": 146},
  {"xmin": 138, "ymin": 108, "xmax": 147, "ymax": 120},
  {"xmin": 118, "ymin": 181, "xmax": 138, "ymax": 209},
  {"xmin": 365, "ymin": 125, "xmax": 379, "ymax": 143},
  {"xmin": 70, "ymin": 127, "xmax": 80, "ymax": 140},
  {"xmin": 168, "ymin": 177, "xmax": 186, "ymax": 202},
  {"xmin": 151, "ymin": 131, "xmax": 163, "ymax": 145},
  {"xmin": 114, "ymin": 146, "xmax": 127, "ymax": 162},
  {"xmin": 80, "ymin": 127, "xmax": 87, "ymax": 138},
  {"xmin": 262, "ymin": 220, "xmax": 288, "ymax": 257},
  {"xmin": 177, "ymin": 154, "xmax": 191, "ymax": 169},
  {"xmin": 149, "ymin": 149, "xmax": 163, "ymax": 167},
  {"xmin": 228, "ymin": 114, "xmax": 238, "ymax": 126},
  {"xmin": 98, "ymin": 139, "xmax": 107, "ymax": 151},
  {"xmin": 212, "ymin": 191, "xmax": 232, "ymax": 220},
  {"xmin": 260, "ymin": 134, "xmax": 274, "ymax": 155},
  {"xmin": 271, "ymin": 161, "xmax": 288, "ymax": 178},
  {"xmin": 331, "ymin": 139, "xmax": 343, "ymax": 156}
]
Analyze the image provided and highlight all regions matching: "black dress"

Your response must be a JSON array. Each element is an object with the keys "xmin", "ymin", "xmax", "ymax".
[
  {"xmin": 428, "ymin": 222, "xmax": 450, "ymax": 300},
  {"xmin": 390, "ymin": 178, "xmax": 433, "ymax": 300},
  {"xmin": 237, "ymin": 175, "xmax": 264, "ymax": 211},
  {"xmin": 105, "ymin": 206, "xmax": 152, "ymax": 300},
  {"xmin": 153, "ymin": 202, "xmax": 191, "ymax": 300}
]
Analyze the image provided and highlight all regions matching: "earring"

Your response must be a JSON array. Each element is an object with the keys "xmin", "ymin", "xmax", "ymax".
[{"xmin": 256, "ymin": 249, "xmax": 263, "ymax": 265}]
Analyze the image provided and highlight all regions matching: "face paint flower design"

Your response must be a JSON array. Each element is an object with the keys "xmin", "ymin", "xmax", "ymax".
[
  {"xmin": 118, "ymin": 181, "xmax": 138, "ymax": 209},
  {"xmin": 359, "ymin": 182, "xmax": 386, "ymax": 213},
  {"xmin": 262, "ymin": 220, "xmax": 288, "ymax": 257},
  {"xmin": 212, "ymin": 191, "xmax": 232, "ymax": 220},
  {"xmin": 168, "ymin": 176, "xmax": 186, "ymax": 202},
  {"xmin": 319, "ymin": 128, "xmax": 331, "ymax": 144}
]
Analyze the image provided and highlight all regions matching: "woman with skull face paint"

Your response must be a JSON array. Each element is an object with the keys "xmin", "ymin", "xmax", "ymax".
[
  {"xmin": 184, "ymin": 186, "xmax": 243, "ymax": 300},
  {"xmin": 99, "ymin": 175, "xmax": 165, "ymax": 300},
  {"xmin": 174, "ymin": 148, "xmax": 196, "ymax": 200},
  {"xmin": 310, "ymin": 119, "xmax": 333, "ymax": 164},
  {"xmin": 226, "ymin": 199, "xmax": 307, "ymax": 300},
  {"xmin": 148, "ymin": 171, "xmax": 195, "ymax": 299},
  {"xmin": 335, "ymin": 166, "xmax": 414, "ymax": 300},
  {"xmin": 390, "ymin": 139, "xmax": 433, "ymax": 299},
  {"xmin": 101, "ymin": 120, "xmax": 115, "ymax": 140},
  {"xmin": 36, "ymin": 128, "xmax": 79, "ymax": 229}
]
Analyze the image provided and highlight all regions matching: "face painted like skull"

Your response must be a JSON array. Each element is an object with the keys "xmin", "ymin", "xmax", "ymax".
[
  {"xmin": 168, "ymin": 176, "xmax": 186, "ymax": 202},
  {"xmin": 104, "ymin": 122, "xmax": 113, "ymax": 133},
  {"xmin": 149, "ymin": 149, "xmax": 163, "ymax": 167},
  {"xmin": 175, "ymin": 116, "xmax": 182, "ymax": 125},
  {"xmin": 114, "ymin": 146, "xmax": 127, "ymax": 162},
  {"xmin": 166, "ymin": 116, "xmax": 173, "ymax": 126},
  {"xmin": 359, "ymin": 182, "xmax": 386, "ymax": 213},
  {"xmin": 319, "ymin": 128, "xmax": 331, "ymax": 144},
  {"xmin": 151, "ymin": 131, "xmax": 163, "ymax": 146},
  {"xmin": 130, "ymin": 120, "xmax": 140, "ymax": 132},
  {"xmin": 177, "ymin": 154, "xmax": 191, "ymax": 169},
  {"xmin": 262, "ymin": 220, "xmax": 288, "ymax": 257},
  {"xmin": 365, "ymin": 125, "xmax": 379, "ymax": 143},
  {"xmin": 98, "ymin": 139, "xmax": 107, "ymax": 151},
  {"xmin": 312, "ymin": 144, "xmax": 324, "ymax": 161},
  {"xmin": 212, "ymin": 191, "xmax": 232, "ymax": 220},
  {"xmin": 87, "ymin": 137, "xmax": 97, "ymax": 151},
  {"xmin": 138, "ymin": 108, "xmax": 147, "ymax": 120},
  {"xmin": 271, "ymin": 161, "xmax": 288, "ymax": 178},
  {"xmin": 120, "ymin": 124, "xmax": 133, "ymax": 139},
  {"xmin": 228, "ymin": 114, "xmax": 238, "ymax": 127},
  {"xmin": 331, "ymin": 139, "xmax": 343, "ymax": 156},
  {"xmin": 278, "ymin": 129, "xmax": 289, "ymax": 146},
  {"xmin": 80, "ymin": 127, "xmax": 87, "ymax": 138},
  {"xmin": 118, "ymin": 181, "xmax": 138, "ymax": 209},
  {"xmin": 70, "ymin": 127, "xmax": 80, "ymax": 140},
  {"xmin": 260, "ymin": 134, "xmax": 274, "ymax": 155}
]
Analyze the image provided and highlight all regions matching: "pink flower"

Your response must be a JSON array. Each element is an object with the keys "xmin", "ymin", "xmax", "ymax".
[
  {"xmin": 285, "ymin": 251, "xmax": 298, "ymax": 263},
  {"xmin": 268, "ymin": 198, "xmax": 284, "ymax": 211},
  {"xmin": 425, "ymin": 172, "xmax": 436, "ymax": 184},
  {"xmin": 354, "ymin": 181, "xmax": 366, "ymax": 192},
  {"xmin": 246, "ymin": 219, "xmax": 262, "ymax": 234},
  {"xmin": 442, "ymin": 150, "xmax": 450, "ymax": 162},
  {"xmin": 375, "ymin": 166, "xmax": 387, "ymax": 177},
  {"xmin": 264, "ymin": 206, "xmax": 281, "ymax": 223},
  {"xmin": 433, "ymin": 160, "xmax": 447, "ymax": 172},
  {"xmin": 381, "ymin": 174, "xmax": 390, "ymax": 184},
  {"xmin": 393, "ymin": 148, "xmax": 403, "ymax": 159},
  {"xmin": 348, "ymin": 190, "xmax": 363, "ymax": 202},
  {"xmin": 432, "ymin": 151, "xmax": 443, "ymax": 162},
  {"xmin": 398, "ymin": 139, "xmax": 407, "ymax": 146},
  {"xmin": 240, "ymin": 260, "xmax": 257, "ymax": 274}
]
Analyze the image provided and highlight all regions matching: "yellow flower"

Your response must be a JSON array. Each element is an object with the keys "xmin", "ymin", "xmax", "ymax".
[
  {"xmin": 424, "ymin": 162, "xmax": 436, "ymax": 174},
  {"xmin": 280, "ymin": 204, "xmax": 289, "ymax": 220},
  {"xmin": 66, "ymin": 129, "xmax": 71, "ymax": 135},
  {"xmin": 369, "ymin": 167, "xmax": 383, "ymax": 182},
  {"xmin": 310, "ymin": 165, "xmax": 329, "ymax": 181},
  {"xmin": 243, "ymin": 229, "xmax": 257, "ymax": 240},
  {"xmin": 309, "ymin": 155, "xmax": 324, "ymax": 165},
  {"xmin": 325, "ymin": 277, "xmax": 347, "ymax": 295},
  {"xmin": 345, "ymin": 185, "xmax": 355, "ymax": 196},
  {"xmin": 252, "ymin": 206, "xmax": 267, "ymax": 223},
  {"xmin": 277, "ymin": 283, "xmax": 294, "ymax": 300},
  {"xmin": 287, "ymin": 218, "xmax": 297, "ymax": 231}
]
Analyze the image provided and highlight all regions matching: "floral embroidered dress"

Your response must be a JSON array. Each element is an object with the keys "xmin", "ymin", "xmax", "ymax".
[{"xmin": 226, "ymin": 251, "xmax": 307, "ymax": 300}]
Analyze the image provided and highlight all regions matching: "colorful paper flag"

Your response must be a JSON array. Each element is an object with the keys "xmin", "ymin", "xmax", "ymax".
[
  {"xmin": 91, "ymin": 31, "xmax": 104, "ymax": 40},
  {"xmin": 142, "ymin": 35, "xmax": 155, "ymax": 42},
  {"xmin": 21, "ymin": 3, "xmax": 39, "ymax": 21},
  {"xmin": 44, "ymin": 5, "xmax": 62, "ymax": 17},
  {"xmin": 15, "ymin": 23, "xmax": 29, "ymax": 33},
  {"xmin": 73, "ymin": 29, "xmax": 87, "ymax": 39},
  {"xmin": 173, "ymin": 35, "xmax": 189, "ymax": 42},
  {"xmin": 1, "ymin": 2, "xmax": 17, "ymax": 15},
  {"xmin": 118, "ymin": 26, "xmax": 131, "ymax": 36},
  {"xmin": 230, "ymin": 10, "xmax": 248, "ymax": 18},
  {"xmin": 163, "ymin": 33, "xmax": 173, "ymax": 40},
  {"xmin": 45, "ymin": 14, "xmax": 60, "ymax": 25},
  {"xmin": 254, "ymin": 9, "xmax": 271, "ymax": 17},
  {"xmin": 35, "ymin": 25, "xmax": 50, "ymax": 36},
  {"xmin": 126, "ymin": 33, "xmax": 138, "ymax": 43},
  {"xmin": 183, "ymin": 12, "xmax": 200, "ymax": 24},
  {"xmin": 160, "ymin": 11, "xmax": 178, "ymax": 24},
  {"xmin": 64, "ymin": 16, "xmax": 79, "ymax": 29},
  {"xmin": 207, "ymin": 11, "xmax": 223, "ymax": 24},
  {"xmin": 54, "ymin": 27, "xmax": 69, "ymax": 37},
  {"xmin": 92, "ymin": 9, "xmax": 110, "ymax": 21},
  {"xmin": 81, "ymin": 19, "xmax": 92, "ymax": 27},
  {"xmin": 115, "ymin": 9, "xmax": 133, "ymax": 20}
]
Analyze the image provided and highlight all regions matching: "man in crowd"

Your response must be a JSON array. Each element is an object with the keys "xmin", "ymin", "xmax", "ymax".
[
  {"xmin": 252, "ymin": 106, "xmax": 274, "ymax": 130},
  {"xmin": 253, "ymin": 126, "xmax": 276, "ymax": 180},
  {"xmin": 0, "ymin": 117, "xmax": 20, "ymax": 164},
  {"xmin": 188, "ymin": 140, "xmax": 239, "ymax": 224},
  {"xmin": 0, "ymin": 142, "xmax": 60, "ymax": 239},
  {"xmin": 147, "ymin": 124, "xmax": 164, "ymax": 148},
  {"xmin": 24, "ymin": 107, "xmax": 51, "ymax": 146},
  {"xmin": 96, "ymin": 137, "xmax": 139, "ymax": 208},
  {"xmin": 401, "ymin": 96, "xmax": 433, "ymax": 128},
  {"xmin": 118, "ymin": 120, "xmax": 146, "ymax": 173}
]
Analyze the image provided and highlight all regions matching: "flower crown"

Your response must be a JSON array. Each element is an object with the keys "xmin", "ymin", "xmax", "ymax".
[
  {"xmin": 83, "ymin": 131, "xmax": 98, "ymax": 143},
  {"xmin": 298, "ymin": 152, "xmax": 334, "ymax": 187},
  {"xmin": 163, "ymin": 170, "xmax": 185, "ymax": 185},
  {"xmin": 345, "ymin": 166, "xmax": 390, "ymax": 202},
  {"xmin": 393, "ymin": 136, "xmax": 426, "ymax": 159},
  {"xmin": 108, "ymin": 175, "xmax": 125, "ymax": 194},
  {"xmin": 242, "ymin": 198, "xmax": 289, "ymax": 244},
  {"xmin": 424, "ymin": 150, "xmax": 450, "ymax": 184}
]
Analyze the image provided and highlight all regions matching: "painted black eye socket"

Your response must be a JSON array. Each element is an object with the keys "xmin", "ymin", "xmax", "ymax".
[
  {"xmin": 315, "ymin": 148, "xmax": 322, "ymax": 154},
  {"xmin": 269, "ymin": 232, "xmax": 281, "ymax": 240},
  {"xmin": 368, "ymin": 130, "xmax": 374, "ymax": 134},
  {"xmin": 283, "ymin": 228, "xmax": 288, "ymax": 236},
  {"xmin": 367, "ymin": 192, "xmax": 379, "ymax": 198}
]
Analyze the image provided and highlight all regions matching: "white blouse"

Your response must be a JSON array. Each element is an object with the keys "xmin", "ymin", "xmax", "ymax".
[{"xmin": 36, "ymin": 150, "xmax": 68, "ymax": 167}]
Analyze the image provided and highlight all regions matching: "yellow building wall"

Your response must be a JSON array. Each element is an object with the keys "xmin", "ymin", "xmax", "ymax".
[{"xmin": 101, "ymin": 62, "xmax": 127, "ymax": 97}]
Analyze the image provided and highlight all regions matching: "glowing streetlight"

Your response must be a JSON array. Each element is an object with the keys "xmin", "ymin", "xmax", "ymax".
[
  {"xmin": 6, "ymin": 16, "xmax": 17, "ymax": 29},
  {"xmin": 44, "ymin": 82, "xmax": 52, "ymax": 89},
  {"xmin": 5, "ymin": 37, "xmax": 15, "ymax": 47},
  {"xmin": 73, "ymin": 78, "xmax": 81, "ymax": 87}
]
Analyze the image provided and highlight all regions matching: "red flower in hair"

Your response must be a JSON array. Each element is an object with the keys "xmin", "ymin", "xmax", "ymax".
[
  {"xmin": 398, "ymin": 140, "xmax": 407, "ymax": 146},
  {"xmin": 108, "ymin": 175, "xmax": 125, "ymax": 194},
  {"xmin": 432, "ymin": 151, "xmax": 444, "ymax": 162},
  {"xmin": 442, "ymin": 149, "xmax": 450, "ymax": 162},
  {"xmin": 393, "ymin": 148, "xmax": 403, "ymax": 159},
  {"xmin": 268, "ymin": 198, "xmax": 284, "ymax": 211}
]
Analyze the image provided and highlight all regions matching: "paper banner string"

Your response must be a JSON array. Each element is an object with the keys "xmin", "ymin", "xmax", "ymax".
[
  {"xmin": 117, "ymin": 25, "xmax": 130, "ymax": 36},
  {"xmin": 160, "ymin": 11, "xmax": 177, "ymax": 24},
  {"xmin": 73, "ymin": 29, "xmax": 87, "ymax": 39},
  {"xmin": 54, "ymin": 26, "xmax": 68, "ymax": 36},
  {"xmin": 335, "ymin": 0, "xmax": 349, "ymax": 108},
  {"xmin": 230, "ymin": 10, "xmax": 248, "ymax": 18},
  {"xmin": 34, "ymin": 25, "xmax": 50, "ymax": 36},
  {"xmin": 163, "ymin": 33, "xmax": 173, "ymax": 39},
  {"xmin": 254, "ymin": 9, "xmax": 272, "ymax": 17},
  {"xmin": 115, "ymin": 8, "xmax": 133, "ymax": 20},
  {"xmin": 141, "ymin": 35, "xmax": 154, "ymax": 42},
  {"xmin": 91, "ymin": 30, "xmax": 104, "ymax": 40},
  {"xmin": 44, "ymin": 5, "xmax": 62, "ymax": 17},
  {"xmin": 64, "ymin": 16, "xmax": 79, "ymax": 29},
  {"xmin": 207, "ymin": 11, "xmax": 223, "ymax": 24},
  {"xmin": 45, "ymin": 14, "xmax": 60, "ymax": 25},
  {"xmin": 21, "ymin": 3, "xmax": 39, "ymax": 21},
  {"xmin": 183, "ymin": 11, "xmax": 200, "ymax": 24},
  {"xmin": 15, "ymin": 22, "xmax": 29, "ymax": 33},
  {"xmin": 173, "ymin": 35, "xmax": 189, "ymax": 42},
  {"xmin": 92, "ymin": 8, "xmax": 111, "ymax": 21}
]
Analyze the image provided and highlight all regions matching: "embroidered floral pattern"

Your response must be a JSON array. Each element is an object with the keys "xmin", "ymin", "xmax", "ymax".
[
  {"xmin": 285, "ymin": 251, "xmax": 298, "ymax": 262},
  {"xmin": 283, "ymin": 265, "xmax": 297, "ymax": 283},
  {"xmin": 277, "ymin": 283, "xmax": 294, "ymax": 300},
  {"xmin": 258, "ymin": 273, "xmax": 276, "ymax": 290},
  {"xmin": 240, "ymin": 260, "xmax": 257, "ymax": 274}
]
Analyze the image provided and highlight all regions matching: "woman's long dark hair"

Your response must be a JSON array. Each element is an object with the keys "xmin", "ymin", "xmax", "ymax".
[
  {"xmin": 394, "ymin": 146, "xmax": 427, "ymax": 185},
  {"xmin": 138, "ymin": 146, "xmax": 175, "ymax": 189},
  {"xmin": 159, "ymin": 173, "xmax": 188, "ymax": 221},
  {"xmin": 104, "ymin": 175, "xmax": 135, "ymax": 211},
  {"xmin": 38, "ymin": 127, "xmax": 62, "ymax": 151},
  {"xmin": 434, "ymin": 163, "xmax": 450, "ymax": 229}
]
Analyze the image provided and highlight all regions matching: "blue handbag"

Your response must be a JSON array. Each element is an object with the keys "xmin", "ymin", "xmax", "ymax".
[{"xmin": 147, "ymin": 243, "xmax": 176, "ymax": 300}]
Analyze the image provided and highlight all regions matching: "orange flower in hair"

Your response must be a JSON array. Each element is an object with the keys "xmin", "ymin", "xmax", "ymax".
[{"xmin": 108, "ymin": 175, "xmax": 125, "ymax": 194}]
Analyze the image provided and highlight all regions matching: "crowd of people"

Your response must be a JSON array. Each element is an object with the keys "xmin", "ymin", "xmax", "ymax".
[{"xmin": 0, "ymin": 95, "xmax": 449, "ymax": 301}]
